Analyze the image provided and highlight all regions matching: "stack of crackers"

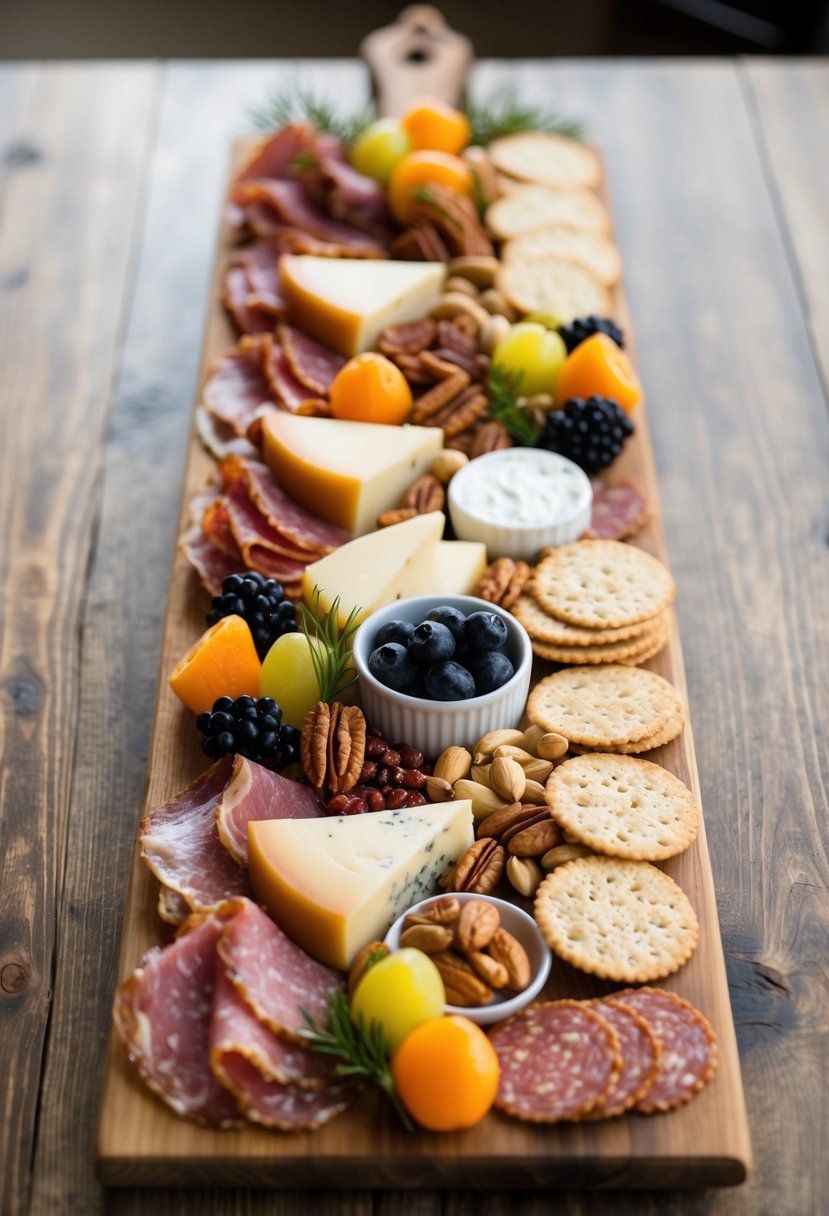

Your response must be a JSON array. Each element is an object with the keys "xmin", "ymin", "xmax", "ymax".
[
  {"xmin": 482, "ymin": 132, "xmax": 617, "ymax": 322},
  {"xmin": 514, "ymin": 539, "xmax": 674, "ymax": 668}
]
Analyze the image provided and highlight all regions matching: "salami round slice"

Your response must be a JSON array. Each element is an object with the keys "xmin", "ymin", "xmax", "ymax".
[
  {"xmin": 610, "ymin": 987, "xmax": 718, "ymax": 1112},
  {"xmin": 489, "ymin": 1000, "xmax": 622, "ymax": 1123},
  {"xmin": 586, "ymin": 999, "xmax": 660, "ymax": 1118},
  {"xmin": 586, "ymin": 480, "xmax": 651, "ymax": 541}
]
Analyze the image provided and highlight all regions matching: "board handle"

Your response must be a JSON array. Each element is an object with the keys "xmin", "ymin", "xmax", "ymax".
[{"xmin": 360, "ymin": 5, "xmax": 474, "ymax": 117}]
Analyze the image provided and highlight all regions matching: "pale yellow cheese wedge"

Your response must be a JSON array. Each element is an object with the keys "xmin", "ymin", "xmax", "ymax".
[
  {"xmin": 248, "ymin": 801, "xmax": 474, "ymax": 969},
  {"xmin": 280, "ymin": 255, "xmax": 446, "ymax": 356},
  {"xmin": 261, "ymin": 413, "xmax": 443, "ymax": 535},
  {"xmin": 426, "ymin": 539, "xmax": 488, "ymax": 594},
  {"xmin": 302, "ymin": 512, "xmax": 446, "ymax": 626}
]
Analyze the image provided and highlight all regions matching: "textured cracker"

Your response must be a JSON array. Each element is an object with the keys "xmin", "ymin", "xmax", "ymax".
[
  {"xmin": 531, "ymin": 616, "xmax": 668, "ymax": 667},
  {"xmin": 527, "ymin": 666, "xmax": 684, "ymax": 748},
  {"xmin": 503, "ymin": 225, "xmax": 622, "ymax": 288},
  {"xmin": 486, "ymin": 184, "xmax": 610, "ymax": 241},
  {"xmin": 513, "ymin": 594, "xmax": 659, "ymax": 646},
  {"xmin": 596, "ymin": 708, "xmax": 687, "ymax": 755},
  {"xmin": 497, "ymin": 256, "xmax": 610, "ymax": 324},
  {"xmin": 534, "ymin": 856, "xmax": 699, "ymax": 983},
  {"xmin": 489, "ymin": 132, "xmax": 602, "ymax": 191},
  {"xmin": 532, "ymin": 540, "xmax": 676, "ymax": 629},
  {"xmin": 546, "ymin": 753, "xmax": 700, "ymax": 861}
]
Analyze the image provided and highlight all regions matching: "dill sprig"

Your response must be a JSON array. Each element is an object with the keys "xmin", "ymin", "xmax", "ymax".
[
  {"xmin": 298, "ymin": 588, "xmax": 361, "ymax": 703},
  {"xmin": 487, "ymin": 366, "xmax": 541, "ymax": 446},
  {"xmin": 463, "ymin": 87, "xmax": 584, "ymax": 146},
  {"xmin": 299, "ymin": 990, "xmax": 414, "ymax": 1132},
  {"xmin": 248, "ymin": 84, "xmax": 374, "ymax": 145}
]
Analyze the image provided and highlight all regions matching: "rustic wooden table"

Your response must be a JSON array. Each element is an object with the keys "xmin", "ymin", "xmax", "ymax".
[{"xmin": 1, "ymin": 56, "xmax": 827, "ymax": 1216}]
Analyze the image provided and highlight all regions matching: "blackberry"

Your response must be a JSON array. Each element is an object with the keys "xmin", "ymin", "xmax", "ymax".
[
  {"xmin": 558, "ymin": 315, "xmax": 625, "ymax": 354},
  {"xmin": 206, "ymin": 572, "xmax": 297, "ymax": 660},
  {"xmin": 196, "ymin": 695, "xmax": 300, "ymax": 769},
  {"xmin": 537, "ymin": 395, "xmax": 634, "ymax": 475}
]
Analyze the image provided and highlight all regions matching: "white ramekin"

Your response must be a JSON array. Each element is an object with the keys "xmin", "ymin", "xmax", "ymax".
[
  {"xmin": 351, "ymin": 593, "xmax": 532, "ymax": 754},
  {"xmin": 385, "ymin": 892, "xmax": 552, "ymax": 1026},
  {"xmin": 447, "ymin": 448, "xmax": 593, "ymax": 560}
]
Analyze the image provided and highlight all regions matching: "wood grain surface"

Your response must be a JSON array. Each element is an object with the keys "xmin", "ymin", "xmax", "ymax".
[{"xmin": 1, "ymin": 56, "xmax": 827, "ymax": 1216}]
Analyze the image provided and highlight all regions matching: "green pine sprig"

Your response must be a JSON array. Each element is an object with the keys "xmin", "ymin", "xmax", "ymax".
[
  {"xmin": 298, "ymin": 587, "xmax": 361, "ymax": 704},
  {"xmin": 299, "ymin": 990, "xmax": 414, "ymax": 1132},
  {"xmin": 463, "ymin": 87, "xmax": 584, "ymax": 146},
  {"xmin": 487, "ymin": 366, "xmax": 541, "ymax": 446},
  {"xmin": 248, "ymin": 84, "xmax": 374, "ymax": 145}
]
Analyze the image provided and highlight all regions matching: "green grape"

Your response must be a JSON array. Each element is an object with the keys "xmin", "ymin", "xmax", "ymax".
[
  {"xmin": 259, "ymin": 632, "xmax": 321, "ymax": 728},
  {"xmin": 350, "ymin": 948, "xmax": 446, "ymax": 1054},
  {"xmin": 350, "ymin": 118, "xmax": 412, "ymax": 185},
  {"xmin": 493, "ymin": 321, "xmax": 568, "ymax": 396}
]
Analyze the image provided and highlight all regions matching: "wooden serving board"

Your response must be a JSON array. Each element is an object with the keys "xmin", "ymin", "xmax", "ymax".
[{"xmin": 96, "ymin": 140, "xmax": 752, "ymax": 1190}]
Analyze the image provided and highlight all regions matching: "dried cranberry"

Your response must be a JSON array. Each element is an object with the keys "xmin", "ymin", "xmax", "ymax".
[
  {"xmin": 326, "ymin": 794, "xmax": 349, "ymax": 816},
  {"xmin": 398, "ymin": 745, "xmax": 424, "ymax": 769},
  {"xmin": 359, "ymin": 760, "xmax": 378, "ymax": 782},
  {"xmin": 365, "ymin": 789, "xmax": 386, "ymax": 813},
  {"xmin": 387, "ymin": 766, "xmax": 407, "ymax": 786},
  {"xmin": 366, "ymin": 736, "xmax": 387, "ymax": 759},
  {"xmin": 404, "ymin": 791, "xmax": 427, "ymax": 807},
  {"xmin": 342, "ymin": 796, "xmax": 368, "ymax": 815},
  {"xmin": 401, "ymin": 768, "xmax": 427, "ymax": 789},
  {"xmin": 381, "ymin": 748, "xmax": 401, "ymax": 767},
  {"xmin": 376, "ymin": 766, "xmax": 390, "ymax": 785},
  {"xmin": 384, "ymin": 788, "xmax": 408, "ymax": 810}
]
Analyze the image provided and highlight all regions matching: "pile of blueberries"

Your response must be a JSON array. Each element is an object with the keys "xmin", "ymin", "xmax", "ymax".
[{"xmin": 367, "ymin": 605, "xmax": 515, "ymax": 701}]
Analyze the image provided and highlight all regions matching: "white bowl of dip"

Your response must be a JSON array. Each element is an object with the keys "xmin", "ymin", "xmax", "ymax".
[{"xmin": 448, "ymin": 448, "xmax": 593, "ymax": 560}]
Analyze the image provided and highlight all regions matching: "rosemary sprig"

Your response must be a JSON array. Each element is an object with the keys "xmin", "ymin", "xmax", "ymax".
[
  {"xmin": 248, "ymin": 84, "xmax": 374, "ymax": 145},
  {"xmin": 487, "ymin": 366, "xmax": 541, "ymax": 447},
  {"xmin": 299, "ymin": 990, "xmax": 414, "ymax": 1132},
  {"xmin": 299, "ymin": 587, "xmax": 361, "ymax": 703},
  {"xmin": 463, "ymin": 87, "xmax": 584, "ymax": 146}
]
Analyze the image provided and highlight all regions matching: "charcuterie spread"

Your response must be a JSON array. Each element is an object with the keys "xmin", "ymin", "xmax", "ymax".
[{"xmin": 100, "ymin": 86, "xmax": 749, "ymax": 1188}]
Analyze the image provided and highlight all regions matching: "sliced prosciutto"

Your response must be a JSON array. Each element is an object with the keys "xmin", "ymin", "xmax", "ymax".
[
  {"xmin": 235, "ymin": 124, "xmax": 313, "ymax": 185},
  {"xmin": 220, "ymin": 456, "xmax": 350, "ymax": 555},
  {"xmin": 215, "ymin": 756, "xmax": 322, "ymax": 867},
  {"xmin": 217, "ymin": 898, "xmax": 342, "ymax": 1041},
  {"xmin": 279, "ymin": 323, "xmax": 346, "ymax": 396},
  {"xmin": 223, "ymin": 265, "xmax": 277, "ymax": 335},
  {"xmin": 202, "ymin": 498, "xmax": 245, "ymax": 560},
  {"xmin": 237, "ymin": 241, "xmax": 287, "ymax": 311},
  {"xmin": 113, "ymin": 907, "xmax": 242, "ymax": 1127},
  {"xmin": 202, "ymin": 334, "xmax": 276, "ymax": 435},
  {"xmin": 140, "ymin": 757, "xmax": 254, "ymax": 912},
  {"xmin": 231, "ymin": 178, "xmax": 384, "ymax": 256},
  {"xmin": 222, "ymin": 481, "xmax": 308, "ymax": 581},
  {"xmin": 263, "ymin": 337, "xmax": 314, "ymax": 412},
  {"xmin": 180, "ymin": 522, "xmax": 245, "ymax": 596}
]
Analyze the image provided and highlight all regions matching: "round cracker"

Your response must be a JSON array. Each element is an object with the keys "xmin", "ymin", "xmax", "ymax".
[
  {"xmin": 532, "ymin": 540, "xmax": 675, "ymax": 629},
  {"xmin": 486, "ymin": 184, "xmax": 610, "ymax": 240},
  {"xmin": 594, "ymin": 708, "xmax": 686, "ymax": 754},
  {"xmin": 531, "ymin": 618, "xmax": 667, "ymax": 666},
  {"xmin": 513, "ymin": 594, "xmax": 657, "ymax": 646},
  {"xmin": 546, "ymin": 753, "xmax": 700, "ymax": 861},
  {"xmin": 497, "ymin": 256, "xmax": 610, "ymax": 323},
  {"xmin": 489, "ymin": 132, "xmax": 602, "ymax": 191},
  {"xmin": 534, "ymin": 856, "xmax": 699, "ymax": 983},
  {"xmin": 527, "ymin": 665, "xmax": 684, "ymax": 748},
  {"xmin": 503, "ymin": 225, "xmax": 622, "ymax": 288}
]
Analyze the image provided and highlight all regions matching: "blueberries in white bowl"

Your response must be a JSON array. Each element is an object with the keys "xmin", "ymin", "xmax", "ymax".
[{"xmin": 367, "ymin": 603, "xmax": 515, "ymax": 701}]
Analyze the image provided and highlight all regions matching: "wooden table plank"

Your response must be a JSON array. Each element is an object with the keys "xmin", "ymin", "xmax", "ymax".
[
  {"xmin": 0, "ymin": 61, "xmax": 159, "ymax": 1216},
  {"xmin": 741, "ymin": 59, "xmax": 829, "ymax": 399}
]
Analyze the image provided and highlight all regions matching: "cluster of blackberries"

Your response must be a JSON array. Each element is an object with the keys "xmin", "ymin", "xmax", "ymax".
[
  {"xmin": 206, "ymin": 572, "xmax": 296, "ymax": 660},
  {"xmin": 538, "ymin": 395, "xmax": 634, "ymax": 475},
  {"xmin": 196, "ymin": 695, "xmax": 300, "ymax": 769}
]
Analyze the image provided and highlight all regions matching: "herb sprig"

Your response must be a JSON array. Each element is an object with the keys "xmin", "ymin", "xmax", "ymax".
[
  {"xmin": 299, "ymin": 588, "xmax": 361, "ymax": 703},
  {"xmin": 249, "ymin": 84, "xmax": 374, "ymax": 145},
  {"xmin": 463, "ymin": 87, "xmax": 584, "ymax": 146},
  {"xmin": 300, "ymin": 990, "xmax": 414, "ymax": 1132},
  {"xmin": 487, "ymin": 367, "xmax": 542, "ymax": 446}
]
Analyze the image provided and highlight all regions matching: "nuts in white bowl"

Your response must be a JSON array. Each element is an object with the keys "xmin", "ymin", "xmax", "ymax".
[{"xmin": 384, "ymin": 892, "xmax": 551, "ymax": 1026}]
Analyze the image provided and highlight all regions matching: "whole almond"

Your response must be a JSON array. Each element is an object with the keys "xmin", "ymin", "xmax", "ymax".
[
  {"xmin": 488, "ymin": 928, "xmax": 532, "ymax": 992},
  {"xmin": 431, "ymin": 449, "xmax": 469, "ymax": 485},
  {"xmin": 467, "ymin": 950, "xmax": 509, "ymax": 989},
  {"xmin": 434, "ymin": 745, "xmax": 472, "ymax": 785},
  {"xmin": 536, "ymin": 731, "xmax": 569, "ymax": 761},
  {"xmin": 453, "ymin": 779, "xmax": 506, "ymax": 820},
  {"xmin": 493, "ymin": 745, "xmax": 536, "ymax": 768},
  {"xmin": 506, "ymin": 855, "xmax": 543, "ymax": 898},
  {"xmin": 426, "ymin": 775, "xmax": 454, "ymax": 802},
  {"xmin": 521, "ymin": 724, "xmax": 546, "ymax": 754},
  {"xmin": 541, "ymin": 843, "xmax": 595, "ymax": 870},
  {"xmin": 475, "ymin": 728, "xmax": 525, "ymax": 756},
  {"xmin": 489, "ymin": 756, "xmax": 526, "ymax": 802},
  {"xmin": 404, "ymin": 896, "xmax": 460, "ymax": 926},
  {"xmin": 522, "ymin": 757, "xmax": 554, "ymax": 784},
  {"xmin": 400, "ymin": 923, "xmax": 453, "ymax": 953},
  {"xmin": 508, "ymin": 817, "xmax": 563, "ymax": 857},
  {"xmin": 470, "ymin": 763, "xmax": 493, "ymax": 788},
  {"xmin": 431, "ymin": 950, "xmax": 494, "ymax": 1006},
  {"xmin": 456, "ymin": 900, "xmax": 500, "ymax": 952},
  {"xmin": 522, "ymin": 779, "xmax": 548, "ymax": 805}
]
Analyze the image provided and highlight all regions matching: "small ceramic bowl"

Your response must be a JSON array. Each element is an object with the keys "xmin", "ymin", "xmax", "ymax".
[
  {"xmin": 448, "ymin": 448, "xmax": 593, "ymax": 561},
  {"xmin": 384, "ymin": 892, "xmax": 552, "ymax": 1026},
  {"xmin": 351, "ymin": 593, "xmax": 532, "ymax": 754}
]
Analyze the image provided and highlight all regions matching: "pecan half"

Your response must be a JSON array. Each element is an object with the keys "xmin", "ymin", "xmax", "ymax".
[
  {"xmin": 431, "ymin": 950, "xmax": 494, "ymax": 1007},
  {"xmin": 376, "ymin": 506, "xmax": 418, "ymax": 528},
  {"xmin": 478, "ymin": 557, "xmax": 531, "ymax": 609},
  {"xmin": 300, "ymin": 700, "xmax": 366, "ymax": 793},
  {"xmin": 347, "ymin": 940, "xmax": 389, "ymax": 998},
  {"xmin": 470, "ymin": 421, "xmax": 513, "ymax": 457},
  {"xmin": 403, "ymin": 896, "xmax": 460, "ymax": 927},
  {"xmin": 452, "ymin": 838, "xmax": 506, "ymax": 895},
  {"xmin": 399, "ymin": 924, "xmax": 453, "ymax": 953},
  {"xmin": 410, "ymin": 369, "xmax": 470, "ymax": 424},
  {"xmin": 377, "ymin": 318, "xmax": 437, "ymax": 355},
  {"xmin": 487, "ymin": 928, "xmax": 531, "ymax": 992},
  {"xmin": 456, "ymin": 899, "xmax": 500, "ymax": 952},
  {"xmin": 476, "ymin": 801, "xmax": 543, "ymax": 842},
  {"xmin": 404, "ymin": 473, "xmax": 445, "ymax": 515},
  {"xmin": 507, "ymin": 816, "xmax": 562, "ymax": 857}
]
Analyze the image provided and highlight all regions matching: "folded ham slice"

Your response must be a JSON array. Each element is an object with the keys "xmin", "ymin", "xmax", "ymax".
[
  {"xmin": 180, "ymin": 522, "xmax": 246, "ymax": 596},
  {"xmin": 202, "ymin": 334, "xmax": 276, "ymax": 435},
  {"xmin": 232, "ymin": 178, "xmax": 384, "ymax": 256},
  {"xmin": 222, "ymin": 482, "xmax": 308, "ymax": 579},
  {"xmin": 223, "ymin": 265, "xmax": 278, "ymax": 335},
  {"xmin": 215, "ymin": 755, "xmax": 322, "ymax": 867},
  {"xmin": 278, "ymin": 323, "xmax": 346, "ymax": 396},
  {"xmin": 219, "ymin": 456, "xmax": 349, "ymax": 555},
  {"xmin": 113, "ymin": 906, "xmax": 243, "ymax": 1127}
]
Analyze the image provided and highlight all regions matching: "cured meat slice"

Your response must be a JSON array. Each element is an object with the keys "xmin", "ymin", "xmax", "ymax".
[
  {"xmin": 610, "ymin": 988, "xmax": 718, "ymax": 1112},
  {"xmin": 224, "ymin": 265, "xmax": 277, "ymax": 335},
  {"xmin": 216, "ymin": 1052, "xmax": 351, "ymax": 1131},
  {"xmin": 217, "ymin": 898, "xmax": 343, "ymax": 1042},
  {"xmin": 263, "ymin": 337, "xmax": 313, "ymax": 413},
  {"xmin": 489, "ymin": 1000, "xmax": 622, "ymax": 1123},
  {"xmin": 223, "ymin": 481, "xmax": 308, "ymax": 579},
  {"xmin": 221, "ymin": 456, "xmax": 349, "ymax": 554},
  {"xmin": 210, "ymin": 966, "xmax": 335, "ymax": 1091},
  {"xmin": 180, "ymin": 522, "xmax": 246, "ymax": 595},
  {"xmin": 231, "ymin": 179, "xmax": 384, "ymax": 255},
  {"xmin": 237, "ymin": 241, "xmax": 287, "ymax": 312},
  {"xmin": 202, "ymin": 499, "xmax": 245, "ymax": 560},
  {"xmin": 202, "ymin": 334, "xmax": 276, "ymax": 435},
  {"xmin": 215, "ymin": 756, "xmax": 323, "ymax": 866},
  {"xmin": 113, "ymin": 906, "xmax": 242, "ymax": 1126},
  {"xmin": 586, "ymin": 480, "xmax": 652, "ymax": 541},
  {"xmin": 303, "ymin": 155, "xmax": 393, "ymax": 238},
  {"xmin": 586, "ymin": 999, "xmax": 660, "ymax": 1118},
  {"xmin": 279, "ymin": 323, "xmax": 346, "ymax": 396},
  {"xmin": 140, "ymin": 757, "xmax": 254, "ymax": 912},
  {"xmin": 158, "ymin": 885, "xmax": 191, "ymax": 927},
  {"xmin": 195, "ymin": 408, "xmax": 260, "ymax": 462},
  {"xmin": 235, "ymin": 123, "xmax": 313, "ymax": 184}
]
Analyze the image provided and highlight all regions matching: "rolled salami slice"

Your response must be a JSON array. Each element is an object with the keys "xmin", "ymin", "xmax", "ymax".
[
  {"xmin": 610, "ymin": 987, "xmax": 718, "ymax": 1112},
  {"xmin": 586, "ymin": 999, "xmax": 660, "ymax": 1118},
  {"xmin": 586, "ymin": 480, "xmax": 651, "ymax": 541},
  {"xmin": 489, "ymin": 999, "xmax": 622, "ymax": 1123}
]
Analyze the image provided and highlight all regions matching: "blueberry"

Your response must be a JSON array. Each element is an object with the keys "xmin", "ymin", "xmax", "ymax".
[
  {"xmin": 467, "ymin": 651, "xmax": 515, "ymax": 695},
  {"xmin": 465, "ymin": 610, "xmax": 509, "ymax": 652},
  {"xmin": 425, "ymin": 605, "xmax": 467, "ymax": 644},
  {"xmin": 423, "ymin": 660, "xmax": 477, "ymax": 701},
  {"xmin": 368, "ymin": 642, "xmax": 418, "ymax": 692},
  {"xmin": 375, "ymin": 618, "xmax": 415, "ymax": 647},
  {"xmin": 408, "ymin": 620, "xmax": 456, "ymax": 665}
]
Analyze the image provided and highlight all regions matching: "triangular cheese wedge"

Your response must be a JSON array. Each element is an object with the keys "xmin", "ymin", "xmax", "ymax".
[
  {"xmin": 280, "ymin": 255, "xmax": 445, "ymax": 355},
  {"xmin": 248, "ymin": 800, "xmax": 473, "ymax": 969}
]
